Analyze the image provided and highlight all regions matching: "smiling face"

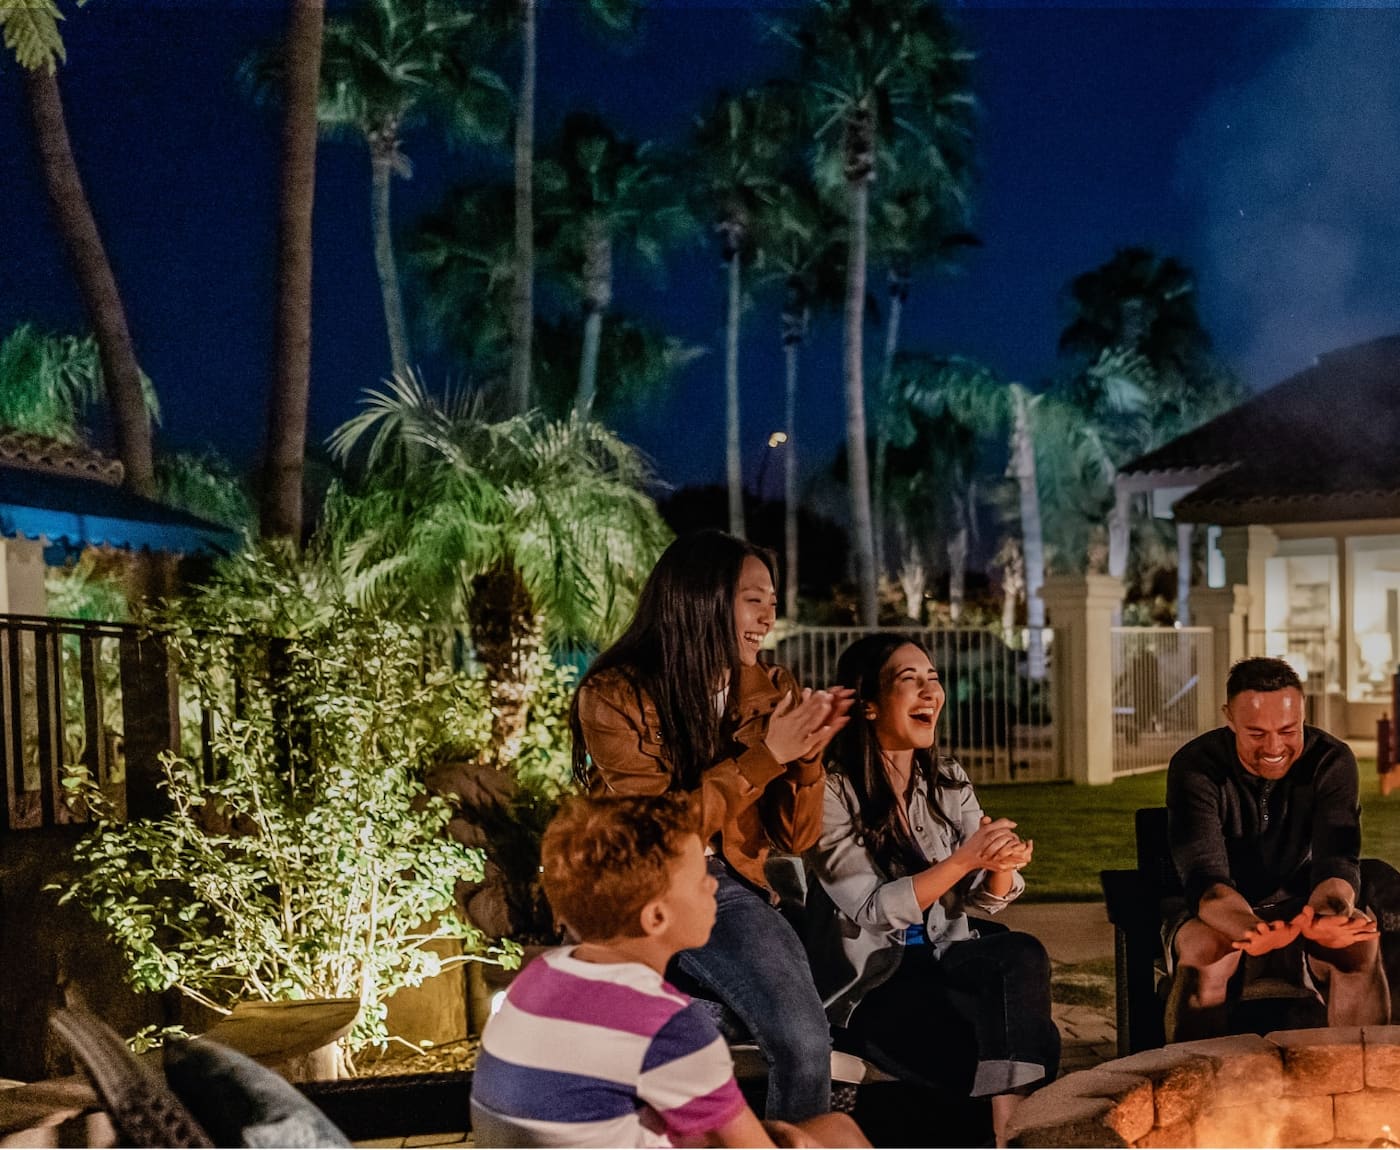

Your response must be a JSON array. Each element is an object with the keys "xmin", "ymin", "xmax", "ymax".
[
  {"xmin": 1224, "ymin": 687, "xmax": 1305, "ymax": 780},
  {"xmin": 868, "ymin": 643, "xmax": 945, "ymax": 752},
  {"xmin": 733, "ymin": 555, "xmax": 777, "ymax": 667}
]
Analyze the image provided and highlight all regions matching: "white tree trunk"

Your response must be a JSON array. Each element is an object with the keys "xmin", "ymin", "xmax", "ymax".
[
  {"xmin": 575, "ymin": 219, "xmax": 611, "ymax": 420},
  {"xmin": 871, "ymin": 286, "xmax": 904, "ymax": 583},
  {"xmin": 1011, "ymin": 386, "xmax": 1047, "ymax": 679},
  {"xmin": 844, "ymin": 175, "xmax": 878, "ymax": 625},
  {"xmin": 370, "ymin": 139, "xmax": 410, "ymax": 380},
  {"xmin": 898, "ymin": 549, "xmax": 926, "ymax": 623},
  {"xmin": 725, "ymin": 251, "xmax": 744, "ymax": 538},
  {"xmin": 948, "ymin": 521, "xmax": 968, "ymax": 623},
  {"xmin": 784, "ymin": 336, "xmax": 800, "ymax": 618}
]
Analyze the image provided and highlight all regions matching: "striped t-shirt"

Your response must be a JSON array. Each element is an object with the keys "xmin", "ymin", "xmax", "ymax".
[{"xmin": 470, "ymin": 947, "xmax": 746, "ymax": 1147}]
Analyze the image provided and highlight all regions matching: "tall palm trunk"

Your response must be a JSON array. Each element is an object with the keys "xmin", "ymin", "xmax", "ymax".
[
  {"xmin": 1010, "ymin": 385, "xmax": 1046, "ymax": 679},
  {"xmin": 842, "ymin": 109, "xmax": 878, "ymax": 626},
  {"xmin": 781, "ymin": 282, "xmax": 807, "ymax": 619},
  {"xmin": 723, "ymin": 242, "xmax": 745, "ymax": 538},
  {"xmin": 369, "ymin": 124, "xmax": 411, "ymax": 379},
  {"xmin": 25, "ymin": 66, "xmax": 156, "ymax": 498},
  {"xmin": 870, "ymin": 266, "xmax": 908, "ymax": 585},
  {"xmin": 262, "ymin": 0, "xmax": 325, "ymax": 543},
  {"xmin": 507, "ymin": 0, "xmax": 536, "ymax": 415},
  {"xmin": 575, "ymin": 215, "xmax": 611, "ymax": 420},
  {"xmin": 948, "ymin": 491, "xmax": 969, "ymax": 623},
  {"xmin": 467, "ymin": 561, "xmax": 539, "ymax": 764}
]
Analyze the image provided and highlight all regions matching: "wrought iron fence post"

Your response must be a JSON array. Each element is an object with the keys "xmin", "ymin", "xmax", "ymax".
[{"xmin": 118, "ymin": 630, "xmax": 179, "ymax": 820}]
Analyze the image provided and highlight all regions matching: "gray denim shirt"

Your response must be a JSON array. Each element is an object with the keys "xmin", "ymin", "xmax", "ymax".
[{"xmin": 803, "ymin": 760, "xmax": 1023, "ymax": 1025}]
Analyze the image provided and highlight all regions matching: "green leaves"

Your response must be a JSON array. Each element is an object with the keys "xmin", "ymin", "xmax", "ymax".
[
  {"xmin": 60, "ymin": 568, "xmax": 511, "ymax": 1050},
  {"xmin": 1, "ymin": 0, "xmax": 68, "ymax": 73}
]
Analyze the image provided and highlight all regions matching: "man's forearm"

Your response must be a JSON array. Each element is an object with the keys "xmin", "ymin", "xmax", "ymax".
[
  {"xmin": 1308, "ymin": 876, "xmax": 1357, "ymax": 916},
  {"xmin": 1196, "ymin": 882, "xmax": 1263, "ymax": 941}
]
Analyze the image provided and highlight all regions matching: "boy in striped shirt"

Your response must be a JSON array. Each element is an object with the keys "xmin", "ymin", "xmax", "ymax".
[{"xmin": 470, "ymin": 794, "xmax": 866, "ymax": 1148}]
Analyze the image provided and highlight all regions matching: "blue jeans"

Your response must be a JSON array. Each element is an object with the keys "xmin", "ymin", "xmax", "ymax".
[{"xmin": 670, "ymin": 859, "xmax": 832, "ymax": 1121}]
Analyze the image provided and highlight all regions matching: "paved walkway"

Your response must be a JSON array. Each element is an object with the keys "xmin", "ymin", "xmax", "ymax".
[{"xmin": 1000, "ymin": 900, "xmax": 1120, "ymax": 1075}]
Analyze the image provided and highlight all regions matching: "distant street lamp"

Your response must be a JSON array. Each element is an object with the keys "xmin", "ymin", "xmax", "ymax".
[{"xmin": 754, "ymin": 431, "xmax": 787, "ymax": 501}]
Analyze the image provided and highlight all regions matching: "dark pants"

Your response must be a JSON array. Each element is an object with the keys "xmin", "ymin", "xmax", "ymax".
[
  {"xmin": 668, "ymin": 859, "xmax": 833, "ymax": 1122},
  {"xmin": 844, "ymin": 926, "xmax": 1060, "ymax": 1097}
]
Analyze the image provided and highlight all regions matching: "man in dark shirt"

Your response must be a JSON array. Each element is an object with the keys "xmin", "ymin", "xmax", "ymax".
[{"xmin": 1165, "ymin": 657, "xmax": 1388, "ymax": 1040}]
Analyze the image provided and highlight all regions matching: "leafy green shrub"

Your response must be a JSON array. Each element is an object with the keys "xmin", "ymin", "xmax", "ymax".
[{"xmin": 57, "ymin": 550, "xmax": 510, "ymax": 1051}]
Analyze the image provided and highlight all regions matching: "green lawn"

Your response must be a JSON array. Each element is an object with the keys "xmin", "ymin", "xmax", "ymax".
[{"xmin": 987, "ymin": 760, "xmax": 1400, "ymax": 902}]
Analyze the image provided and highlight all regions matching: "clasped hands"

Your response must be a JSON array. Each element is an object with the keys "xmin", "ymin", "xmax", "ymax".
[
  {"xmin": 1231, "ymin": 900, "xmax": 1379, "ymax": 957},
  {"xmin": 764, "ymin": 686, "xmax": 855, "ymax": 764},
  {"xmin": 958, "ymin": 815, "xmax": 1034, "ymax": 874}
]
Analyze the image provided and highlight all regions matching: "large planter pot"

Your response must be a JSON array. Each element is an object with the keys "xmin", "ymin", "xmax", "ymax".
[{"xmin": 202, "ymin": 998, "xmax": 360, "ymax": 1082}]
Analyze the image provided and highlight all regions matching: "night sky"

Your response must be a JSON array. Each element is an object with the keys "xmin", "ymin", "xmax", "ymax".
[{"xmin": 4, "ymin": 0, "xmax": 1398, "ymax": 494}]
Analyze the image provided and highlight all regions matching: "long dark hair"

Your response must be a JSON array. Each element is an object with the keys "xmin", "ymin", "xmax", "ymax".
[
  {"xmin": 570, "ymin": 530, "xmax": 778, "ymax": 792},
  {"xmin": 827, "ymin": 632, "xmax": 968, "ymax": 877}
]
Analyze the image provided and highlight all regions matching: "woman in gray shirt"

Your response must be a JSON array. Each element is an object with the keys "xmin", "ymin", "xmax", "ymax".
[{"xmin": 804, "ymin": 634, "xmax": 1060, "ymax": 1147}]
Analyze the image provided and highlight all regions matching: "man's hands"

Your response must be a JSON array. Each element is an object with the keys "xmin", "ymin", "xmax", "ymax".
[
  {"xmin": 764, "ymin": 687, "xmax": 854, "ymax": 765},
  {"xmin": 1293, "ymin": 904, "xmax": 1379, "ymax": 950},
  {"xmin": 1210, "ymin": 877, "xmax": 1378, "ymax": 955},
  {"xmin": 1230, "ymin": 917, "xmax": 1302, "ymax": 956}
]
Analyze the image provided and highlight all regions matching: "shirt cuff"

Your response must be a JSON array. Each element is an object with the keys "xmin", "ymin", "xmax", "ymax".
[
  {"xmin": 734, "ymin": 742, "xmax": 785, "ymax": 790},
  {"xmin": 878, "ymin": 875, "xmax": 924, "ymax": 929}
]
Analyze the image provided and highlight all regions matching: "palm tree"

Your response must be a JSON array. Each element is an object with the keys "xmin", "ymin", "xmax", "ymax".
[
  {"xmin": 10, "ymin": 19, "xmax": 158, "ymax": 497},
  {"xmin": 536, "ymin": 113, "xmax": 693, "ymax": 419},
  {"xmin": 0, "ymin": 323, "xmax": 161, "ymax": 444},
  {"xmin": 248, "ymin": 0, "xmax": 510, "ymax": 381},
  {"xmin": 411, "ymin": 181, "xmax": 517, "ymax": 375},
  {"xmin": 532, "ymin": 312, "xmax": 705, "ymax": 423},
  {"xmin": 888, "ymin": 353, "xmax": 998, "ymax": 621},
  {"xmin": 496, "ymin": 0, "xmax": 644, "ymax": 414},
  {"xmin": 691, "ymin": 83, "xmax": 804, "ymax": 538},
  {"xmin": 262, "ymin": 0, "xmax": 325, "ymax": 544},
  {"xmin": 788, "ymin": 0, "xmax": 975, "ymax": 625},
  {"xmin": 756, "ymin": 180, "xmax": 845, "ymax": 617},
  {"xmin": 869, "ymin": 163, "xmax": 978, "ymax": 579},
  {"xmin": 325, "ymin": 373, "xmax": 670, "ymax": 755}
]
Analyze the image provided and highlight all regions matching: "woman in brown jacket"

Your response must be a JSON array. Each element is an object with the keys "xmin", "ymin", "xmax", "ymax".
[{"xmin": 570, "ymin": 530, "xmax": 850, "ymax": 1122}]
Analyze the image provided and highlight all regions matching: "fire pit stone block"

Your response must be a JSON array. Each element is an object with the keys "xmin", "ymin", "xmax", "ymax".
[
  {"xmin": 1363, "ymin": 1026, "xmax": 1400, "ymax": 1090},
  {"xmin": 1270, "ymin": 1027, "xmax": 1365, "ymax": 1096},
  {"xmin": 1171, "ymin": 1032, "xmax": 1284, "ymax": 1102},
  {"xmin": 1105, "ymin": 1047, "xmax": 1217, "ymax": 1128},
  {"xmin": 1006, "ymin": 1069, "xmax": 1154, "ymax": 1147},
  {"xmin": 1332, "ymin": 1087, "xmax": 1400, "ymax": 1143},
  {"xmin": 1194, "ymin": 1095, "xmax": 1334, "ymax": 1149}
]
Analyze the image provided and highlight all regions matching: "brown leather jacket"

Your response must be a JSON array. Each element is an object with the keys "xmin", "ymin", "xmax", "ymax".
[{"xmin": 574, "ymin": 662, "xmax": 826, "ymax": 889}]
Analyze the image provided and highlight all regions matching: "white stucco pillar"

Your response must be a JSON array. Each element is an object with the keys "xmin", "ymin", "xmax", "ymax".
[
  {"xmin": 1217, "ymin": 525, "xmax": 1277, "ymax": 636},
  {"xmin": 0, "ymin": 537, "xmax": 47, "ymax": 616},
  {"xmin": 1176, "ymin": 521, "xmax": 1195, "ymax": 626},
  {"xmin": 1041, "ymin": 573, "xmax": 1124, "ymax": 786},
  {"xmin": 1192, "ymin": 585, "xmax": 1250, "ymax": 728}
]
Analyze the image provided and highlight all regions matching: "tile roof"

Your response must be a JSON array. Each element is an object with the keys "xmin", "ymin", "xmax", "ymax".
[
  {"xmin": 0, "ymin": 431, "xmax": 124, "ymax": 485},
  {"xmin": 0, "ymin": 431, "xmax": 236, "ymax": 554},
  {"xmin": 1122, "ymin": 334, "xmax": 1400, "ymax": 525}
]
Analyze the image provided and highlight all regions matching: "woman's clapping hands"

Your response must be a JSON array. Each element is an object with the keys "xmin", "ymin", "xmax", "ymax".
[
  {"xmin": 764, "ymin": 687, "xmax": 855, "ymax": 765},
  {"xmin": 957, "ymin": 815, "xmax": 1033, "ymax": 874}
]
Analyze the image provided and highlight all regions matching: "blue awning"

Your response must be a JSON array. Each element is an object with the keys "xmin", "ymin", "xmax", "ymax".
[{"xmin": 0, "ymin": 464, "xmax": 239, "ymax": 555}]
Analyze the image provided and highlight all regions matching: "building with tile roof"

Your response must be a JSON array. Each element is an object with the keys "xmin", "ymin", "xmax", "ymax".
[
  {"xmin": 0, "ymin": 431, "xmax": 237, "ymax": 616},
  {"xmin": 1118, "ymin": 334, "xmax": 1400, "ymax": 735}
]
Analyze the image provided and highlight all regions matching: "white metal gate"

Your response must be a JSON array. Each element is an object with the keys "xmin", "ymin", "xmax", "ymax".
[{"xmin": 1110, "ymin": 627, "xmax": 1215, "ymax": 776}]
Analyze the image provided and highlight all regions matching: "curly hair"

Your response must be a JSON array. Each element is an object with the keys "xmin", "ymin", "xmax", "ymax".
[{"xmin": 540, "ymin": 793, "xmax": 702, "ymax": 941}]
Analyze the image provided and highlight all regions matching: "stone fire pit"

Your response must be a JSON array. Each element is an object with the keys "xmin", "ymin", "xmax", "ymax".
[{"xmin": 1007, "ymin": 1027, "xmax": 1400, "ymax": 1147}]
